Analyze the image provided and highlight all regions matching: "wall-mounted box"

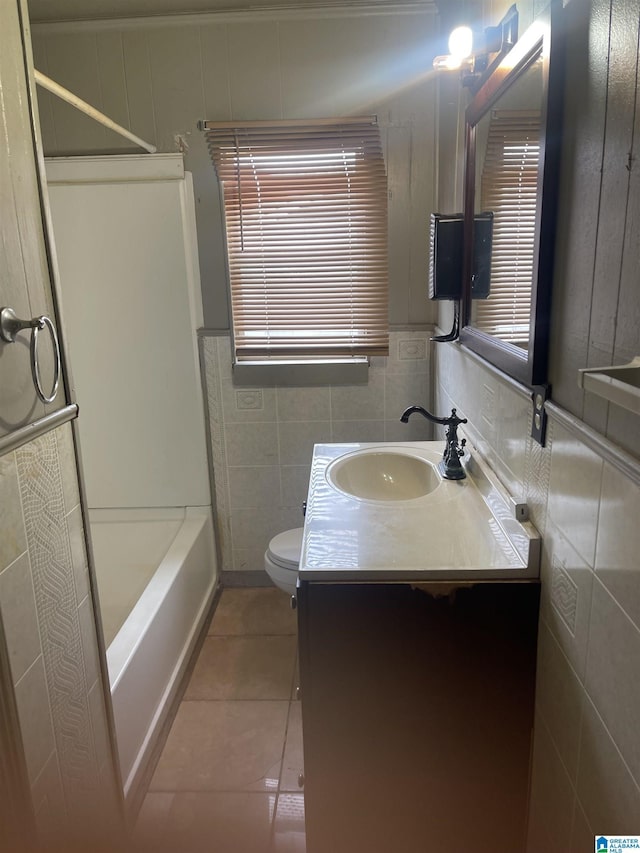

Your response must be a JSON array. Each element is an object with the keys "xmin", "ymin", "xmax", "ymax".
[
  {"xmin": 429, "ymin": 212, "xmax": 493, "ymax": 300},
  {"xmin": 429, "ymin": 213, "xmax": 463, "ymax": 300}
]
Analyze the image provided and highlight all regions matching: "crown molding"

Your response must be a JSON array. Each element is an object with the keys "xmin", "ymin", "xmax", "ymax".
[{"xmin": 31, "ymin": 1, "xmax": 437, "ymax": 33}]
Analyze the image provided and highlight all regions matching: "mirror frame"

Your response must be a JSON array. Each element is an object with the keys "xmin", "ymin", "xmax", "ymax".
[{"xmin": 460, "ymin": 6, "xmax": 565, "ymax": 388}]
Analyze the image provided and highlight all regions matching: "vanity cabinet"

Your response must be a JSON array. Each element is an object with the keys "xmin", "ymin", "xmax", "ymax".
[{"xmin": 297, "ymin": 580, "xmax": 540, "ymax": 853}]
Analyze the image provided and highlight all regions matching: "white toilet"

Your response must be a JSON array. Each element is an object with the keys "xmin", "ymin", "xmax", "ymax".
[{"xmin": 264, "ymin": 527, "xmax": 304, "ymax": 595}]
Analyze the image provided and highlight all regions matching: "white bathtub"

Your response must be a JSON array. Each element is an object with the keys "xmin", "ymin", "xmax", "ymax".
[{"xmin": 90, "ymin": 506, "xmax": 217, "ymax": 800}]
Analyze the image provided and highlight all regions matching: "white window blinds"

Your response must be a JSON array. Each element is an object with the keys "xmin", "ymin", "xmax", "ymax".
[
  {"xmin": 475, "ymin": 110, "xmax": 541, "ymax": 346},
  {"xmin": 202, "ymin": 118, "xmax": 389, "ymax": 361}
]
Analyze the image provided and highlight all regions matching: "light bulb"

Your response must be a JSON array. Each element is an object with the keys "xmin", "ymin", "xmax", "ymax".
[
  {"xmin": 432, "ymin": 54, "xmax": 463, "ymax": 71},
  {"xmin": 448, "ymin": 26, "xmax": 473, "ymax": 60}
]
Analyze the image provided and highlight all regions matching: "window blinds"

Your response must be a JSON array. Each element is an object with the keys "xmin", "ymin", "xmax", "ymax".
[
  {"xmin": 475, "ymin": 110, "xmax": 541, "ymax": 346},
  {"xmin": 202, "ymin": 118, "xmax": 389, "ymax": 361}
]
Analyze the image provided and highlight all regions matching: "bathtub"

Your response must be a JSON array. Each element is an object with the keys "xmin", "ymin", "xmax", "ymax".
[{"xmin": 90, "ymin": 506, "xmax": 217, "ymax": 801}]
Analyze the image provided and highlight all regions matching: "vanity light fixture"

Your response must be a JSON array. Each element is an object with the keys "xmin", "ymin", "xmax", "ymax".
[{"xmin": 432, "ymin": 4, "xmax": 519, "ymax": 90}]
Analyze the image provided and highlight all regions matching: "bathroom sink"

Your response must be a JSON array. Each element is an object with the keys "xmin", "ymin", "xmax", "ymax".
[
  {"xmin": 326, "ymin": 448, "xmax": 441, "ymax": 502},
  {"xmin": 303, "ymin": 441, "xmax": 541, "ymax": 581}
]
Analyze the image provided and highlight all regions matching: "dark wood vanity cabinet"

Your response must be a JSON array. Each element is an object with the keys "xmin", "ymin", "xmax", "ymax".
[{"xmin": 297, "ymin": 581, "xmax": 540, "ymax": 853}]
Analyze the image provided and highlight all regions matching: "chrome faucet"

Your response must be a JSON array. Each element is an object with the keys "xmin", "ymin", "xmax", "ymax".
[{"xmin": 400, "ymin": 405, "xmax": 468, "ymax": 480}]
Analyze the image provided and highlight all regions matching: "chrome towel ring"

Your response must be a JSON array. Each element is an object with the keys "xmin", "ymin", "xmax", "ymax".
[{"xmin": 1, "ymin": 307, "xmax": 61, "ymax": 404}]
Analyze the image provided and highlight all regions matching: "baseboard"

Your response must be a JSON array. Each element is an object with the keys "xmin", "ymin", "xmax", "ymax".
[{"xmin": 221, "ymin": 570, "xmax": 274, "ymax": 588}]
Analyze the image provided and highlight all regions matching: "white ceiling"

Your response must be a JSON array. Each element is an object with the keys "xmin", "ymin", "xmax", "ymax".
[{"xmin": 28, "ymin": 0, "xmax": 436, "ymax": 24}]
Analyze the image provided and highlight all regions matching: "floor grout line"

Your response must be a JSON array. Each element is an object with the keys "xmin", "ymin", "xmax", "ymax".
[{"xmin": 136, "ymin": 587, "xmax": 305, "ymax": 851}]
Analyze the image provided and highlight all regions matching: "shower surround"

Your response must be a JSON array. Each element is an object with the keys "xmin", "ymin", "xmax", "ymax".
[{"xmin": 46, "ymin": 154, "xmax": 218, "ymax": 803}]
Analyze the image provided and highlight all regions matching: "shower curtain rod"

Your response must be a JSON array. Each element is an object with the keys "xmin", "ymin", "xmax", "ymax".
[{"xmin": 34, "ymin": 69, "xmax": 157, "ymax": 154}]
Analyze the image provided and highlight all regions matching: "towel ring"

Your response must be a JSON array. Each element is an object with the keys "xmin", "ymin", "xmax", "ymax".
[{"xmin": 1, "ymin": 307, "xmax": 61, "ymax": 404}]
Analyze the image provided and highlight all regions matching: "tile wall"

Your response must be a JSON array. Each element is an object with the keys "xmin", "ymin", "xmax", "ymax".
[
  {"xmin": 435, "ymin": 341, "xmax": 640, "ymax": 846},
  {"xmin": 1, "ymin": 2, "xmax": 120, "ymax": 840},
  {"xmin": 202, "ymin": 331, "xmax": 434, "ymax": 573},
  {"xmin": 0, "ymin": 422, "xmax": 120, "ymax": 843}
]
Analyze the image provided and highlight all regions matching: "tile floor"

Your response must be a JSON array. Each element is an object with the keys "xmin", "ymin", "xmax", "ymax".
[{"xmin": 133, "ymin": 588, "xmax": 305, "ymax": 853}]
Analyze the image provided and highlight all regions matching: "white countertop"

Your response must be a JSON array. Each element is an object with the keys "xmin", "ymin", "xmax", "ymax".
[{"xmin": 299, "ymin": 441, "xmax": 540, "ymax": 583}]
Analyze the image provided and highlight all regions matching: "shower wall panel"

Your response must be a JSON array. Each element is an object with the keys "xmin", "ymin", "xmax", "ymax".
[{"xmin": 46, "ymin": 155, "xmax": 210, "ymax": 510}]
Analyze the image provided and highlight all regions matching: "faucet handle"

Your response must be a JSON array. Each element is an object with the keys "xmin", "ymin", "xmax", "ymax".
[{"xmin": 449, "ymin": 408, "xmax": 467, "ymax": 425}]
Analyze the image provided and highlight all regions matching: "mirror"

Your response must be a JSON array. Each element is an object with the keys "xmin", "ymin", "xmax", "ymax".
[{"xmin": 460, "ymin": 9, "xmax": 564, "ymax": 387}]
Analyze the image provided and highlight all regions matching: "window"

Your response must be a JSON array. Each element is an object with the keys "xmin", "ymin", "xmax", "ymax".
[
  {"xmin": 474, "ymin": 109, "xmax": 541, "ymax": 346},
  {"xmin": 202, "ymin": 118, "xmax": 388, "ymax": 364}
]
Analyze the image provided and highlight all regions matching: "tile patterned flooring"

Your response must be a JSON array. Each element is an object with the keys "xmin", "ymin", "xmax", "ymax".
[{"xmin": 133, "ymin": 588, "xmax": 305, "ymax": 852}]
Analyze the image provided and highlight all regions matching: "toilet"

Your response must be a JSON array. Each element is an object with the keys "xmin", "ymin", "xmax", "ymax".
[{"xmin": 264, "ymin": 527, "xmax": 304, "ymax": 595}]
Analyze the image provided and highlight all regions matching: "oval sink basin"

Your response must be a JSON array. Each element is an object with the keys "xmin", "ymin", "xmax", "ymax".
[{"xmin": 326, "ymin": 449, "xmax": 441, "ymax": 502}]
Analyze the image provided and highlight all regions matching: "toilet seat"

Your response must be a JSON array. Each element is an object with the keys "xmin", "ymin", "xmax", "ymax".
[
  {"xmin": 267, "ymin": 527, "xmax": 303, "ymax": 570},
  {"xmin": 265, "ymin": 528, "xmax": 303, "ymax": 595}
]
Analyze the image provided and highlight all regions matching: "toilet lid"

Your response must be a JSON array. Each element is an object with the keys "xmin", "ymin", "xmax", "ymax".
[{"xmin": 267, "ymin": 527, "xmax": 303, "ymax": 570}]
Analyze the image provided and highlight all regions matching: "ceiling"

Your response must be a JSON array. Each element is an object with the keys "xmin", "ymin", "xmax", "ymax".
[{"xmin": 28, "ymin": 0, "xmax": 437, "ymax": 24}]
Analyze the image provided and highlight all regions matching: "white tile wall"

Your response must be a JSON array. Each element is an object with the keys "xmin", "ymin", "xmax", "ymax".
[
  {"xmin": 434, "ymin": 340, "xmax": 640, "ymax": 842},
  {"xmin": 527, "ymin": 713, "xmax": 575, "ymax": 853},
  {"xmin": 0, "ymin": 454, "xmax": 27, "ymax": 567},
  {"xmin": 585, "ymin": 581, "xmax": 640, "ymax": 784},
  {"xmin": 570, "ymin": 803, "xmax": 594, "ymax": 853},
  {"xmin": 576, "ymin": 698, "xmax": 640, "ymax": 833},
  {"xmin": 203, "ymin": 331, "xmax": 433, "ymax": 571},
  {"xmin": 547, "ymin": 423, "xmax": 604, "ymax": 568},
  {"xmin": 0, "ymin": 553, "xmax": 40, "ymax": 683},
  {"xmin": 31, "ymin": 750, "xmax": 66, "ymax": 841},
  {"xmin": 534, "ymin": 624, "xmax": 583, "ymax": 779},
  {"xmin": 14, "ymin": 656, "xmax": 57, "ymax": 784},
  {"xmin": 540, "ymin": 519, "xmax": 594, "ymax": 680},
  {"xmin": 595, "ymin": 462, "xmax": 640, "ymax": 627},
  {"xmin": 0, "ymin": 423, "xmax": 120, "ymax": 841}
]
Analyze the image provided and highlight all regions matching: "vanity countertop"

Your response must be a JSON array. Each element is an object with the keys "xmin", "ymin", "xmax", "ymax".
[{"xmin": 299, "ymin": 441, "xmax": 540, "ymax": 583}]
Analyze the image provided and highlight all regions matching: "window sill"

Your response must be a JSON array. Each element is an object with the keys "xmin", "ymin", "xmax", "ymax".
[{"xmin": 232, "ymin": 358, "xmax": 369, "ymax": 387}]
